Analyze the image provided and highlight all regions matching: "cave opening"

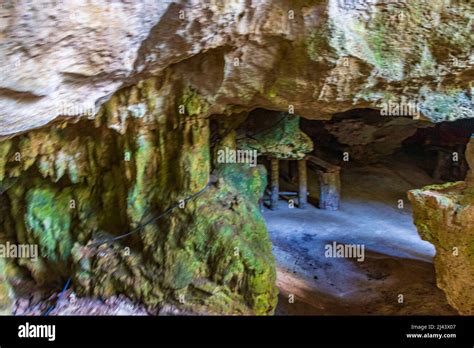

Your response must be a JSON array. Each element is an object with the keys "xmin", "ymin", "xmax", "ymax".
[
  {"xmin": 4, "ymin": 104, "xmax": 472, "ymax": 316},
  {"xmin": 216, "ymin": 107, "xmax": 474, "ymax": 315},
  {"xmin": 0, "ymin": 0, "xmax": 473, "ymax": 323}
]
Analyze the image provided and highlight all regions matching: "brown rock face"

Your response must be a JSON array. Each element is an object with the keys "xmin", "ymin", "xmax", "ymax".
[
  {"xmin": 466, "ymin": 137, "xmax": 474, "ymax": 184},
  {"xmin": 0, "ymin": 0, "xmax": 473, "ymax": 315},
  {"xmin": 408, "ymin": 182, "xmax": 474, "ymax": 315},
  {"xmin": 1, "ymin": 0, "xmax": 473, "ymax": 136},
  {"xmin": 323, "ymin": 110, "xmax": 432, "ymax": 162}
]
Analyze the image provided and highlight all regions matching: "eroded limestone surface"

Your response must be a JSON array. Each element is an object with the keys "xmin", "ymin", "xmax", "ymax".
[
  {"xmin": 238, "ymin": 113, "xmax": 314, "ymax": 160},
  {"xmin": 409, "ymin": 182, "xmax": 474, "ymax": 315},
  {"xmin": 0, "ymin": 78, "xmax": 277, "ymax": 315},
  {"xmin": 0, "ymin": 0, "xmax": 473, "ymax": 315},
  {"xmin": 1, "ymin": 0, "xmax": 473, "ymax": 136}
]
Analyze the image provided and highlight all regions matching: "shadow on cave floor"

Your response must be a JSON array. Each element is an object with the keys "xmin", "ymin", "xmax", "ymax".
[{"xmin": 264, "ymin": 153, "xmax": 457, "ymax": 315}]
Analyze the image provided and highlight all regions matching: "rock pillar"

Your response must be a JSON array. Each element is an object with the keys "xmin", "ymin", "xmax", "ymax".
[
  {"xmin": 298, "ymin": 159, "xmax": 307, "ymax": 209},
  {"xmin": 270, "ymin": 158, "xmax": 279, "ymax": 210}
]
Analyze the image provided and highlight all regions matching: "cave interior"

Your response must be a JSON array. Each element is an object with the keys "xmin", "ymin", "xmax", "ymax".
[{"xmin": 209, "ymin": 107, "xmax": 474, "ymax": 315}]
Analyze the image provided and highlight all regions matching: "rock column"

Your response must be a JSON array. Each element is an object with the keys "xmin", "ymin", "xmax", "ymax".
[
  {"xmin": 298, "ymin": 159, "xmax": 307, "ymax": 209},
  {"xmin": 270, "ymin": 159, "xmax": 279, "ymax": 210},
  {"xmin": 316, "ymin": 170, "xmax": 341, "ymax": 210}
]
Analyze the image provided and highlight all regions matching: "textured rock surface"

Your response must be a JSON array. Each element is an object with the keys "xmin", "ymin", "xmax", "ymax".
[
  {"xmin": 322, "ymin": 110, "xmax": 432, "ymax": 162},
  {"xmin": 0, "ymin": 0, "xmax": 474, "ymax": 315},
  {"xmin": 466, "ymin": 136, "xmax": 474, "ymax": 183},
  {"xmin": 0, "ymin": 78, "xmax": 277, "ymax": 315},
  {"xmin": 238, "ymin": 112, "xmax": 314, "ymax": 159},
  {"xmin": 408, "ymin": 182, "xmax": 474, "ymax": 315},
  {"xmin": 1, "ymin": 0, "xmax": 473, "ymax": 136},
  {"xmin": 0, "ymin": 258, "xmax": 13, "ymax": 314}
]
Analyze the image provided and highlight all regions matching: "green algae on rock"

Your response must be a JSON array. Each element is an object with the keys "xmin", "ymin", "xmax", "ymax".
[
  {"xmin": 0, "ymin": 0, "xmax": 473, "ymax": 317},
  {"xmin": 25, "ymin": 187, "xmax": 74, "ymax": 263},
  {"xmin": 0, "ymin": 258, "xmax": 13, "ymax": 315},
  {"xmin": 238, "ymin": 113, "xmax": 314, "ymax": 160},
  {"xmin": 0, "ymin": 78, "xmax": 277, "ymax": 315}
]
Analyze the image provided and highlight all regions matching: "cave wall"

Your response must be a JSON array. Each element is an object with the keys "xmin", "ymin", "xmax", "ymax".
[
  {"xmin": 0, "ymin": 77, "xmax": 277, "ymax": 315},
  {"xmin": 0, "ymin": 0, "xmax": 473, "ymax": 315},
  {"xmin": 302, "ymin": 109, "xmax": 433, "ymax": 163},
  {"xmin": 1, "ymin": 0, "xmax": 473, "ymax": 137}
]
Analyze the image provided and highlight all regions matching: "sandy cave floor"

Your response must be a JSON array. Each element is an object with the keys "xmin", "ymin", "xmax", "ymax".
[{"xmin": 266, "ymin": 154, "xmax": 457, "ymax": 315}]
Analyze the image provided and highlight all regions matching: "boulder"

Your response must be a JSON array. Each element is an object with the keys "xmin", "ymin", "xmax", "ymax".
[{"xmin": 408, "ymin": 182, "xmax": 474, "ymax": 315}]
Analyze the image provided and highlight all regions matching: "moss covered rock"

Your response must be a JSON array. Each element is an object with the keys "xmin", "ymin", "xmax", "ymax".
[
  {"xmin": 238, "ymin": 113, "xmax": 313, "ymax": 160},
  {"xmin": 0, "ymin": 77, "xmax": 277, "ymax": 315},
  {"xmin": 0, "ymin": 258, "xmax": 13, "ymax": 315}
]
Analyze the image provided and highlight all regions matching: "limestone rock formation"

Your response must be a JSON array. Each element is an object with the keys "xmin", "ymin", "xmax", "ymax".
[
  {"xmin": 409, "ymin": 134, "xmax": 474, "ymax": 315},
  {"xmin": 1, "ymin": 0, "xmax": 473, "ymax": 137},
  {"xmin": 238, "ymin": 113, "xmax": 314, "ymax": 159},
  {"xmin": 0, "ymin": 258, "xmax": 13, "ymax": 315},
  {"xmin": 0, "ymin": 0, "xmax": 473, "ymax": 315},
  {"xmin": 0, "ymin": 78, "xmax": 277, "ymax": 314},
  {"xmin": 408, "ymin": 182, "xmax": 474, "ymax": 315},
  {"xmin": 323, "ymin": 110, "xmax": 432, "ymax": 162}
]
